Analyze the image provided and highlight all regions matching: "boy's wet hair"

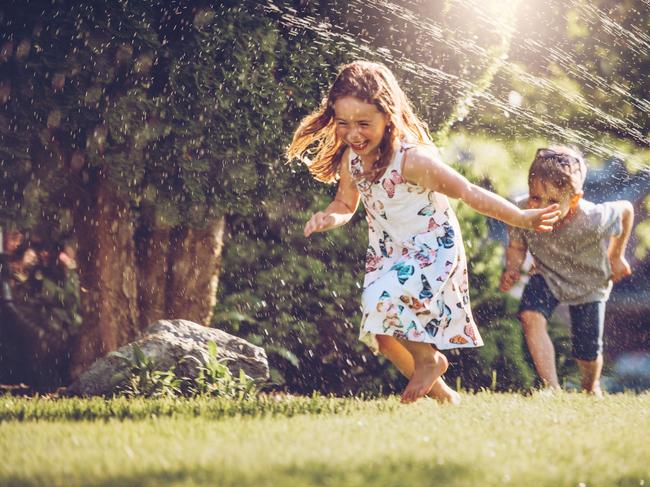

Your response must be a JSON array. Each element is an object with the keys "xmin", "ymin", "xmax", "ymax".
[{"xmin": 528, "ymin": 146, "xmax": 587, "ymax": 194}]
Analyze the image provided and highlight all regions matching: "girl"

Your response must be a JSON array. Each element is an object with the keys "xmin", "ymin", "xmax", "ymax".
[{"xmin": 287, "ymin": 61, "xmax": 560, "ymax": 404}]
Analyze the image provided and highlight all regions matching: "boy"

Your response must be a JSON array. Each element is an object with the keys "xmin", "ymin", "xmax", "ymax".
[{"xmin": 500, "ymin": 147, "xmax": 634, "ymax": 395}]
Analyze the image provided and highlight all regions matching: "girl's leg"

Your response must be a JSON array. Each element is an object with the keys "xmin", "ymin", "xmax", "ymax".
[
  {"xmin": 376, "ymin": 335, "xmax": 459, "ymax": 403},
  {"xmin": 396, "ymin": 338, "xmax": 448, "ymax": 403},
  {"xmin": 520, "ymin": 310, "xmax": 560, "ymax": 389}
]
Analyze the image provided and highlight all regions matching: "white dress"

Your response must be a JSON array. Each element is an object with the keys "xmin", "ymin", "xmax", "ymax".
[{"xmin": 350, "ymin": 143, "xmax": 484, "ymax": 353}]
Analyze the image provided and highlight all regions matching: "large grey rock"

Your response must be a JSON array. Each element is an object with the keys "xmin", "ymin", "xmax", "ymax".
[{"xmin": 68, "ymin": 319, "xmax": 269, "ymax": 396}]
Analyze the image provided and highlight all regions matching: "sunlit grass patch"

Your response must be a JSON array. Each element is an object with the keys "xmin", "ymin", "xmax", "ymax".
[{"xmin": 1, "ymin": 392, "xmax": 649, "ymax": 487}]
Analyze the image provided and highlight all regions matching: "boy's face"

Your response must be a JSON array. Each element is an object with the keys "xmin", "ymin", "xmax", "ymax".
[{"xmin": 528, "ymin": 178, "xmax": 582, "ymax": 225}]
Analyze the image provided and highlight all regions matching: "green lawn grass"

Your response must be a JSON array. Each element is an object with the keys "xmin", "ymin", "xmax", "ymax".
[{"xmin": 1, "ymin": 392, "xmax": 649, "ymax": 487}]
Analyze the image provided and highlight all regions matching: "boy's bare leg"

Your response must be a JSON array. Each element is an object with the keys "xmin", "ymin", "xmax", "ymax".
[
  {"xmin": 520, "ymin": 310, "xmax": 561, "ymax": 389},
  {"xmin": 576, "ymin": 355, "xmax": 603, "ymax": 396},
  {"xmin": 396, "ymin": 339, "xmax": 448, "ymax": 403},
  {"xmin": 376, "ymin": 335, "xmax": 459, "ymax": 403}
]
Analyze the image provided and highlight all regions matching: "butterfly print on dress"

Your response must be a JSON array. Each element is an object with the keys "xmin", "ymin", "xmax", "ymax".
[
  {"xmin": 379, "ymin": 231, "xmax": 394, "ymax": 258},
  {"xmin": 382, "ymin": 169, "xmax": 406, "ymax": 198},
  {"xmin": 437, "ymin": 222, "xmax": 455, "ymax": 249},
  {"xmin": 390, "ymin": 261, "xmax": 415, "ymax": 284},
  {"xmin": 365, "ymin": 247, "xmax": 383, "ymax": 273}
]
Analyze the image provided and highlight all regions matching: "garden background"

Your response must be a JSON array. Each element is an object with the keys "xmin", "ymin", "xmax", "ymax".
[{"xmin": 1, "ymin": 0, "xmax": 649, "ymax": 395}]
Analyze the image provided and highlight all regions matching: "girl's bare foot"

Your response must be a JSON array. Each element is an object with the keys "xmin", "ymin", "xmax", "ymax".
[
  {"xmin": 428, "ymin": 379, "xmax": 461, "ymax": 405},
  {"xmin": 401, "ymin": 351, "xmax": 448, "ymax": 403}
]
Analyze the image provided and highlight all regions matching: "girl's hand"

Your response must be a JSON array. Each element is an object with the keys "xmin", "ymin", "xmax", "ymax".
[
  {"xmin": 499, "ymin": 269, "xmax": 520, "ymax": 292},
  {"xmin": 521, "ymin": 204, "xmax": 561, "ymax": 232},
  {"xmin": 609, "ymin": 255, "xmax": 632, "ymax": 283},
  {"xmin": 304, "ymin": 211, "xmax": 336, "ymax": 237}
]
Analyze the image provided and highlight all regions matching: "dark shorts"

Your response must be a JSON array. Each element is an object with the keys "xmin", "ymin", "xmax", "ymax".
[{"xmin": 518, "ymin": 274, "xmax": 605, "ymax": 361}]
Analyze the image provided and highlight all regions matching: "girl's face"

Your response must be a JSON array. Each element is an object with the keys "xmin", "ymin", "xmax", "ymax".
[
  {"xmin": 528, "ymin": 178, "xmax": 581, "ymax": 223},
  {"xmin": 333, "ymin": 96, "xmax": 390, "ymax": 160}
]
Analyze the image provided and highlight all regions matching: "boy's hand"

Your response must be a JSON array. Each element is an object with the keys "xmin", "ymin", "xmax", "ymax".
[
  {"xmin": 499, "ymin": 269, "xmax": 521, "ymax": 292},
  {"xmin": 304, "ymin": 211, "xmax": 336, "ymax": 237},
  {"xmin": 521, "ymin": 204, "xmax": 561, "ymax": 232},
  {"xmin": 609, "ymin": 255, "xmax": 632, "ymax": 283}
]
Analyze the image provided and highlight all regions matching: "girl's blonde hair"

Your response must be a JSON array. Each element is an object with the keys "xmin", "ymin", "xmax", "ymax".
[{"xmin": 286, "ymin": 61, "xmax": 431, "ymax": 183}]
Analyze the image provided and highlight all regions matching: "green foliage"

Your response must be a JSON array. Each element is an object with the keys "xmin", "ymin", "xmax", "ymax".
[
  {"xmin": 0, "ymin": 1, "xmax": 291, "ymax": 227},
  {"xmin": 143, "ymin": 3, "xmax": 287, "ymax": 224},
  {"xmin": 634, "ymin": 213, "xmax": 650, "ymax": 260},
  {"xmin": 110, "ymin": 343, "xmax": 258, "ymax": 400},
  {"xmin": 10, "ymin": 261, "xmax": 82, "ymax": 333},
  {"xmin": 461, "ymin": 0, "xmax": 650, "ymax": 159},
  {"xmin": 182, "ymin": 341, "xmax": 257, "ymax": 400},
  {"xmin": 111, "ymin": 346, "xmax": 184, "ymax": 399},
  {"xmin": 0, "ymin": 0, "xmax": 293, "ymax": 386},
  {"xmin": 475, "ymin": 317, "xmax": 536, "ymax": 391},
  {"xmin": 0, "ymin": 243, "xmax": 81, "ymax": 387}
]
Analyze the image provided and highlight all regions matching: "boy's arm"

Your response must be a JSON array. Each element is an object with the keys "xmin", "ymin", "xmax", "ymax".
[
  {"xmin": 608, "ymin": 200, "xmax": 634, "ymax": 282},
  {"xmin": 500, "ymin": 239, "xmax": 528, "ymax": 292},
  {"xmin": 304, "ymin": 148, "xmax": 360, "ymax": 237}
]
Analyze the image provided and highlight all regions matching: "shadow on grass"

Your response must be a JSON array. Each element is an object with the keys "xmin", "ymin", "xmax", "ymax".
[
  {"xmin": 1, "ymin": 460, "xmax": 471, "ymax": 487},
  {"xmin": 8, "ymin": 462, "xmax": 644, "ymax": 487}
]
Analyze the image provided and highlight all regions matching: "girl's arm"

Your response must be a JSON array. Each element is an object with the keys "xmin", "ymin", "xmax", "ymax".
[
  {"xmin": 608, "ymin": 200, "xmax": 634, "ymax": 282},
  {"xmin": 304, "ymin": 148, "xmax": 361, "ymax": 237},
  {"xmin": 402, "ymin": 146, "xmax": 560, "ymax": 231}
]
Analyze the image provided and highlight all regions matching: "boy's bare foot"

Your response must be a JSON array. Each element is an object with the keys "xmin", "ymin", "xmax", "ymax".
[
  {"xmin": 536, "ymin": 385, "xmax": 562, "ymax": 397},
  {"xmin": 401, "ymin": 352, "xmax": 448, "ymax": 404},
  {"xmin": 585, "ymin": 385, "xmax": 603, "ymax": 398}
]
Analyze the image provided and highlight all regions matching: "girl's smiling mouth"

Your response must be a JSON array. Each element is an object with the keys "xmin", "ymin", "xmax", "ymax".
[{"xmin": 350, "ymin": 140, "xmax": 369, "ymax": 151}]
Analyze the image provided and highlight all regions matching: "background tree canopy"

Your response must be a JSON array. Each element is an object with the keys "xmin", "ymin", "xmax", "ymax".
[{"xmin": 0, "ymin": 0, "xmax": 648, "ymax": 393}]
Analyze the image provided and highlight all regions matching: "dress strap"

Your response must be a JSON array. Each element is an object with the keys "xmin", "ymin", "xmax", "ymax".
[
  {"xmin": 394, "ymin": 141, "xmax": 417, "ymax": 175},
  {"xmin": 400, "ymin": 141, "xmax": 418, "ymax": 151},
  {"xmin": 348, "ymin": 147, "xmax": 360, "ymax": 176}
]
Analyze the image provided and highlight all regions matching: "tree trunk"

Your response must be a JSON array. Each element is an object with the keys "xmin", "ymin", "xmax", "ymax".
[
  {"xmin": 70, "ymin": 176, "xmax": 139, "ymax": 380},
  {"xmin": 166, "ymin": 219, "xmax": 226, "ymax": 326},
  {"xmin": 136, "ymin": 224, "xmax": 171, "ymax": 329},
  {"xmin": 70, "ymin": 178, "xmax": 226, "ymax": 380}
]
